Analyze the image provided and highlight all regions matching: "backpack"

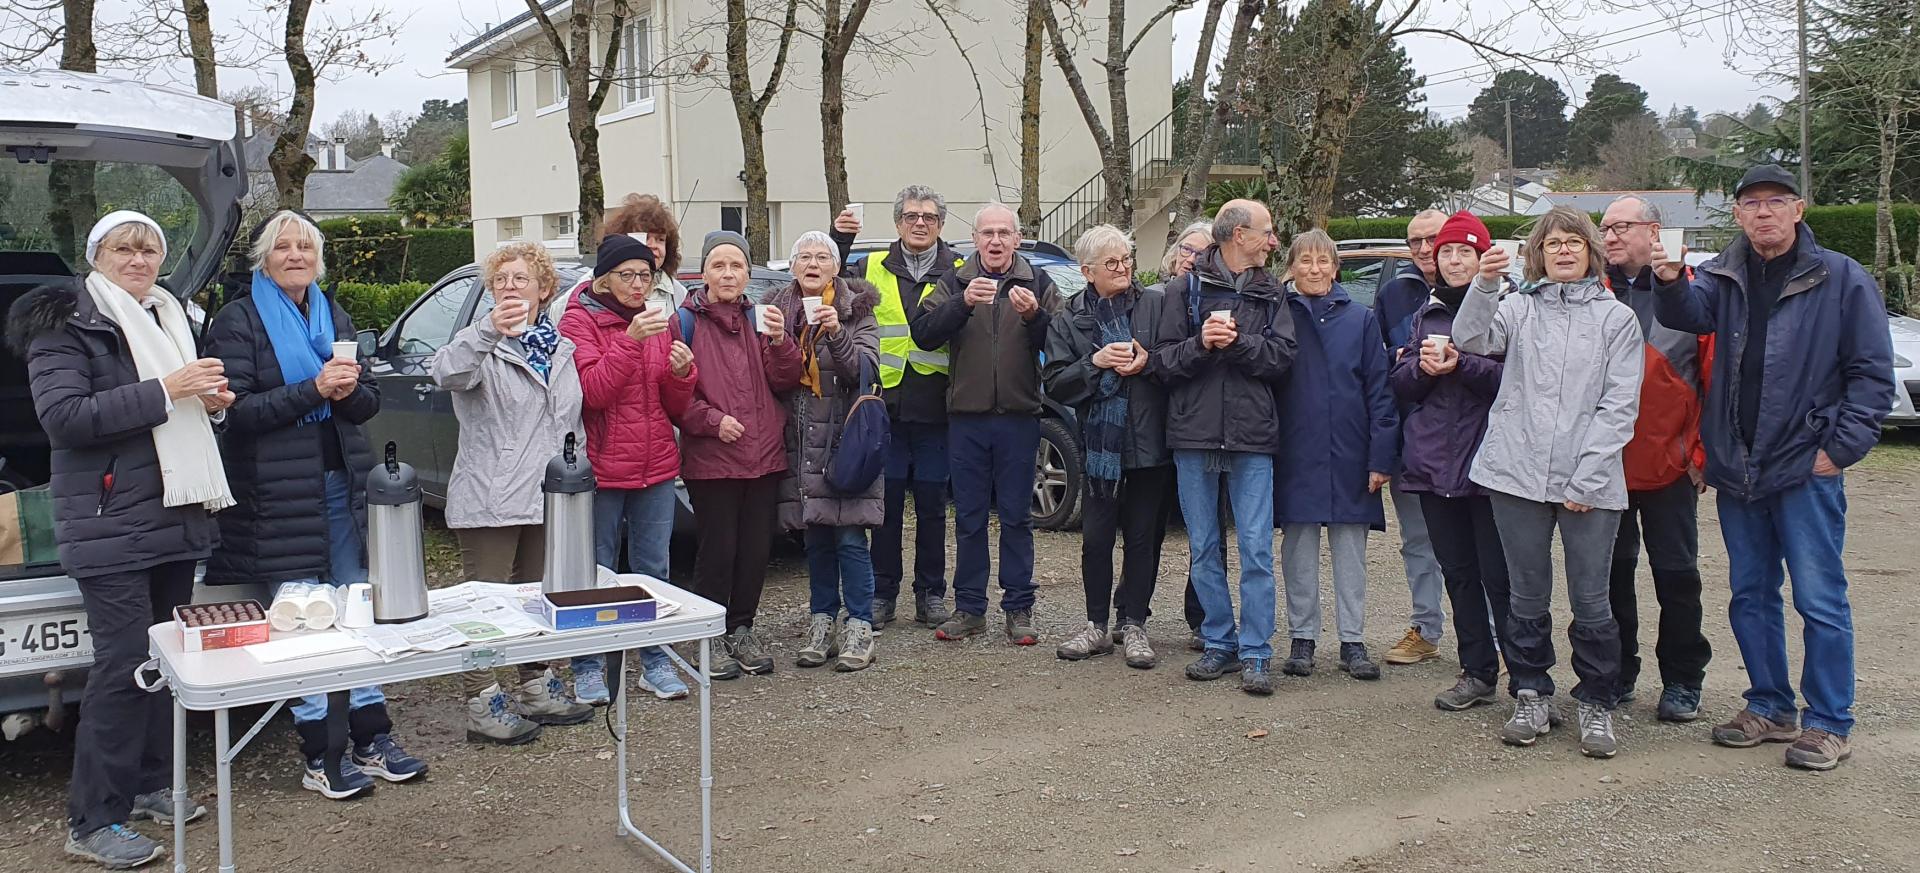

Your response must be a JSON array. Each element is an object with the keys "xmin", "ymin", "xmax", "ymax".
[{"xmin": 825, "ymin": 354, "xmax": 891, "ymax": 494}]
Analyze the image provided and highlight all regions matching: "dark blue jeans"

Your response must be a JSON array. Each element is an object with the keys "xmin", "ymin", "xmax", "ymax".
[
  {"xmin": 874, "ymin": 420, "xmax": 948, "ymax": 602},
  {"xmin": 1718, "ymin": 473, "xmax": 1855, "ymax": 735},
  {"xmin": 947, "ymin": 414, "xmax": 1039, "ymax": 616},
  {"xmin": 805, "ymin": 525, "xmax": 876, "ymax": 623}
]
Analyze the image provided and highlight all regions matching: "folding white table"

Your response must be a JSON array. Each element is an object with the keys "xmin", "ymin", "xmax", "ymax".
[{"xmin": 143, "ymin": 578, "xmax": 726, "ymax": 873}]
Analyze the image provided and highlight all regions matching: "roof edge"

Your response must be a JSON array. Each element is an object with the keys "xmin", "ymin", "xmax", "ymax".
[{"xmin": 447, "ymin": 0, "xmax": 570, "ymax": 67}]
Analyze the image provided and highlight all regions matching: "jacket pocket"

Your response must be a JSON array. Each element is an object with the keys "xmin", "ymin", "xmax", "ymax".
[{"xmin": 95, "ymin": 454, "xmax": 120, "ymax": 517}]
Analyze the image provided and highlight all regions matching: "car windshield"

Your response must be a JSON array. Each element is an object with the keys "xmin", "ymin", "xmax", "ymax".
[{"xmin": 0, "ymin": 159, "xmax": 202, "ymax": 279}]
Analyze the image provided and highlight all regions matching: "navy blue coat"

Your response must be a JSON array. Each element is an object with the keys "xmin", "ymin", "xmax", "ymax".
[
  {"xmin": 1273, "ymin": 284, "xmax": 1399, "ymax": 529},
  {"xmin": 1654, "ymin": 225, "xmax": 1895, "ymax": 501}
]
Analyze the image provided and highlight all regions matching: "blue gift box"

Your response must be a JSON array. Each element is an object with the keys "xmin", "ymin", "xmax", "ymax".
[{"xmin": 533, "ymin": 585, "xmax": 658, "ymax": 630}]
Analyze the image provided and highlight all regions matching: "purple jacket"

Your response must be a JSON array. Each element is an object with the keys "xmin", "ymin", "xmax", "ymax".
[{"xmin": 1388, "ymin": 300, "xmax": 1504, "ymax": 498}]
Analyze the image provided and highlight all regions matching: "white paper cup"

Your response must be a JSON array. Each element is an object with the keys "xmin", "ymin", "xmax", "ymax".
[
  {"xmin": 802, "ymin": 296, "xmax": 824, "ymax": 324},
  {"xmin": 1208, "ymin": 309, "xmax": 1233, "ymax": 322},
  {"xmin": 755, "ymin": 304, "xmax": 776, "ymax": 334},
  {"xmin": 847, "ymin": 203, "xmax": 864, "ymax": 224},
  {"xmin": 1658, "ymin": 228, "xmax": 1684, "ymax": 263},
  {"xmin": 339, "ymin": 583, "xmax": 375, "ymax": 629},
  {"xmin": 1426, "ymin": 334, "xmax": 1452, "ymax": 353},
  {"xmin": 298, "ymin": 585, "xmax": 337, "ymax": 631},
  {"xmin": 629, "ymin": 231, "xmax": 649, "ymax": 247},
  {"xmin": 267, "ymin": 598, "xmax": 305, "ymax": 632},
  {"xmin": 331, "ymin": 340, "xmax": 356, "ymax": 362}
]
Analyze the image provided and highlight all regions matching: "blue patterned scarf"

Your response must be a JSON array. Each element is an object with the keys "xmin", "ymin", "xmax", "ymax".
[
  {"xmin": 252, "ymin": 270, "xmax": 334, "ymax": 425},
  {"xmin": 520, "ymin": 312, "xmax": 559, "ymax": 381},
  {"xmin": 1084, "ymin": 293, "xmax": 1132, "ymax": 499}
]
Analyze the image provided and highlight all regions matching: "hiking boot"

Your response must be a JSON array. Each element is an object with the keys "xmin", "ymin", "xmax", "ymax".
[
  {"xmin": 572, "ymin": 656, "xmax": 611, "ymax": 706},
  {"xmin": 1339, "ymin": 642, "xmax": 1382, "ymax": 680},
  {"xmin": 514, "ymin": 669, "xmax": 595, "ymax": 726},
  {"xmin": 1119, "ymin": 623, "xmax": 1156, "ymax": 670},
  {"xmin": 301, "ymin": 753, "xmax": 376, "ymax": 800},
  {"xmin": 1055, "ymin": 621, "xmax": 1113, "ymax": 661},
  {"xmin": 1711, "ymin": 709, "xmax": 1798, "ymax": 748},
  {"xmin": 730, "ymin": 626, "xmax": 775, "ymax": 675},
  {"xmin": 1187, "ymin": 630, "xmax": 1205, "ymax": 653},
  {"xmin": 1384, "ymin": 626, "xmax": 1440, "ymax": 665},
  {"xmin": 1500, "ymin": 689, "xmax": 1553, "ymax": 747},
  {"xmin": 915, "ymin": 593, "xmax": 952, "ymax": 627},
  {"xmin": 1656, "ymin": 684, "xmax": 1702, "ymax": 723},
  {"xmin": 1185, "ymin": 648, "xmax": 1240, "ymax": 681},
  {"xmin": 708, "ymin": 637, "xmax": 745, "ymax": 680},
  {"xmin": 934, "ymin": 611, "xmax": 987, "ymax": 641},
  {"xmin": 352, "ymin": 734, "xmax": 428, "ymax": 783},
  {"xmin": 1618, "ymin": 684, "xmax": 1637, "ymax": 705},
  {"xmin": 1240, "ymin": 659, "xmax": 1274, "ymax": 696},
  {"xmin": 65, "ymin": 824, "xmax": 162, "ymax": 870},
  {"xmin": 131, "ymin": 789, "xmax": 205, "ymax": 826},
  {"xmin": 1004, "ymin": 610, "xmax": 1039, "ymax": 646},
  {"xmin": 872, "ymin": 597, "xmax": 896, "ymax": 632},
  {"xmin": 1578, "ymin": 702, "xmax": 1618, "ymax": 759},
  {"xmin": 1281, "ymin": 638, "xmax": 1316, "ymax": 677},
  {"xmin": 1784, "ymin": 728, "xmax": 1851, "ymax": 771},
  {"xmin": 797, "ymin": 613, "xmax": 839, "ymax": 668},
  {"xmin": 638, "ymin": 647, "xmax": 690, "ymax": 699},
  {"xmin": 833, "ymin": 618, "xmax": 876, "ymax": 672},
  {"xmin": 466, "ymin": 687, "xmax": 543, "ymax": 746},
  {"xmin": 1434, "ymin": 674, "xmax": 1498, "ymax": 711}
]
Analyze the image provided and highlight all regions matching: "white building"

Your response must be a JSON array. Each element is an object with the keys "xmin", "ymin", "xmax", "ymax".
[{"xmin": 450, "ymin": 0, "xmax": 1174, "ymax": 262}]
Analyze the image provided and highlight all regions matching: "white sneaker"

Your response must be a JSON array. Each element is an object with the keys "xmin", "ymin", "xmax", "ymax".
[
  {"xmin": 1500, "ymin": 689, "xmax": 1553, "ymax": 746},
  {"xmin": 1578, "ymin": 702, "xmax": 1618, "ymax": 758}
]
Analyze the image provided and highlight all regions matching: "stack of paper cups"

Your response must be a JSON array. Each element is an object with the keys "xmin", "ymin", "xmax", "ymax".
[
  {"xmin": 301, "ymin": 586, "xmax": 337, "ymax": 630},
  {"xmin": 267, "ymin": 585, "xmax": 306, "ymax": 632}
]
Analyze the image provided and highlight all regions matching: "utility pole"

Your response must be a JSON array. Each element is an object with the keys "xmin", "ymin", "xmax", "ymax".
[
  {"xmin": 1504, "ymin": 98, "xmax": 1516, "ymax": 215},
  {"xmin": 1797, "ymin": 0, "xmax": 1812, "ymax": 199}
]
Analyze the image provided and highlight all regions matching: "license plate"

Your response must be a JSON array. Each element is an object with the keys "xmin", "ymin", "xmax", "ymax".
[{"xmin": 0, "ymin": 611, "xmax": 93, "ymax": 670}]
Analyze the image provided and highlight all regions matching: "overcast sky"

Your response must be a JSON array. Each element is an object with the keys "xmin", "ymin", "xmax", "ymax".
[{"xmin": 190, "ymin": 0, "xmax": 1785, "ymax": 129}]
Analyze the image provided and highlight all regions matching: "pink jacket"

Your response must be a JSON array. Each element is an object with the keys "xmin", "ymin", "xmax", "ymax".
[
  {"xmin": 559, "ymin": 290, "xmax": 697, "ymax": 490},
  {"xmin": 674, "ymin": 293, "xmax": 802, "ymax": 481}
]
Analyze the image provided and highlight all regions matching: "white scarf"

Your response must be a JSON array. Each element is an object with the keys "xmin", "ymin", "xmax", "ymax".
[{"xmin": 84, "ymin": 272, "xmax": 235, "ymax": 511}]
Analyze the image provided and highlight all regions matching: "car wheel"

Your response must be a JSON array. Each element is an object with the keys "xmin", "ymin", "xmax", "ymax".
[{"xmin": 1032, "ymin": 417, "xmax": 1082, "ymax": 531}]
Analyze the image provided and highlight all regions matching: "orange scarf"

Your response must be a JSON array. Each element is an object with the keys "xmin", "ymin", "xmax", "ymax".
[{"xmin": 798, "ymin": 281, "xmax": 836, "ymax": 397}]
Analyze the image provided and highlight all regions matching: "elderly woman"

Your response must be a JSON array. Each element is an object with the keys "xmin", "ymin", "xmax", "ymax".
[
  {"xmin": 1043, "ymin": 225, "xmax": 1174, "ymax": 668},
  {"xmin": 765, "ymin": 231, "xmax": 883, "ymax": 672},
  {"xmin": 1272, "ymin": 230, "xmax": 1397, "ymax": 682},
  {"xmin": 431, "ymin": 242, "xmax": 595, "ymax": 745},
  {"xmin": 1453, "ymin": 205, "xmax": 1643, "ymax": 759},
  {"xmin": 593, "ymin": 192, "xmax": 690, "ymax": 311},
  {"xmin": 205, "ymin": 210, "xmax": 425, "ymax": 799},
  {"xmin": 1390, "ymin": 210, "xmax": 1513, "ymax": 712},
  {"xmin": 1153, "ymin": 220, "xmax": 1218, "ymax": 653},
  {"xmin": 9, "ymin": 212, "xmax": 228, "ymax": 868},
  {"xmin": 673, "ymin": 231, "xmax": 803, "ymax": 679},
  {"xmin": 558, "ymin": 235, "xmax": 696, "ymax": 701}
]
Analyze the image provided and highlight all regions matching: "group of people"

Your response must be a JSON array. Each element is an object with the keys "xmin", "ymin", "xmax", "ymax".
[{"xmin": 8, "ymin": 161, "xmax": 1895, "ymax": 870}]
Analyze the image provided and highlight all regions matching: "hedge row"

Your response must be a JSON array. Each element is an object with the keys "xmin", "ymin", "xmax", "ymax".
[
  {"xmin": 327, "ymin": 228, "xmax": 474, "ymax": 285},
  {"xmin": 333, "ymin": 281, "xmax": 428, "ymax": 334}
]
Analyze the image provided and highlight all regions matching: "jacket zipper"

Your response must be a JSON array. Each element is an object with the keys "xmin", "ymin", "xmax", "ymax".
[{"xmin": 97, "ymin": 455, "xmax": 119, "ymax": 517}]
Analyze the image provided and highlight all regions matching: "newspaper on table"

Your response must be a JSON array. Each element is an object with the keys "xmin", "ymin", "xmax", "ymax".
[{"xmin": 339, "ymin": 574, "xmax": 679, "ymax": 661}]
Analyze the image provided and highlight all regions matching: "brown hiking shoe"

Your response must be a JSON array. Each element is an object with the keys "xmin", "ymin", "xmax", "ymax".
[
  {"xmin": 1711, "ymin": 709, "xmax": 1799, "ymax": 748},
  {"xmin": 1383, "ymin": 627, "xmax": 1440, "ymax": 665},
  {"xmin": 1784, "ymin": 729, "xmax": 1851, "ymax": 771}
]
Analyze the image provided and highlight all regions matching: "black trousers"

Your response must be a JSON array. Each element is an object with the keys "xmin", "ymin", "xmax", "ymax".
[
  {"xmin": 68, "ymin": 559, "xmax": 195, "ymax": 833},
  {"xmin": 1080, "ymin": 466, "xmax": 1175, "ymax": 626},
  {"xmin": 687, "ymin": 474, "xmax": 780, "ymax": 631},
  {"xmin": 873, "ymin": 478, "xmax": 948, "ymax": 602},
  {"xmin": 1609, "ymin": 477, "xmax": 1712, "ymax": 690},
  {"xmin": 1420, "ymin": 493, "xmax": 1512, "ymax": 685}
]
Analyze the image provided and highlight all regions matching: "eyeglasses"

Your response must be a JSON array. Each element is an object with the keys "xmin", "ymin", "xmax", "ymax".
[
  {"xmin": 792, "ymin": 252, "xmax": 836, "ymax": 265},
  {"xmin": 1735, "ymin": 195, "xmax": 1800, "ymax": 213},
  {"xmin": 899, "ymin": 211, "xmax": 942, "ymax": 226},
  {"xmin": 1599, "ymin": 221, "xmax": 1653, "ymax": 238},
  {"xmin": 1178, "ymin": 244, "xmax": 1204, "ymax": 258},
  {"xmin": 1406, "ymin": 235, "xmax": 1438, "ymax": 252},
  {"xmin": 1239, "ymin": 226, "xmax": 1279, "ymax": 241},
  {"xmin": 1099, "ymin": 255, "xmax": 1135, "ymax": 273},
  {"xmin": 490, "ymin": 274, "xmax": 534, "ymax": 290},
  {"xmin": 613, "ymin": 269, "xmax": 654, "ymax": 286},
  {"xmin": 1540, "ymin": 238, "xmax": 1589, "ymax": 254}
]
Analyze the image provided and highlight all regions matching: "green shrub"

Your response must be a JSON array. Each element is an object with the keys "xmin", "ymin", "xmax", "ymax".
[
  {"xmin": 332, "ymin": 281, "xmax": 428, "ymax": 334},
  {"xmin": 400, "ymin": 228, "xmax": 474, "ymax": 283},
  {"xmin": 322, "ymin": 228, "xmax": 475, "ymax": 285},
  {"xmin": 318, "ymin": 215, "xmax": 405, "ymax": 238},
  {"xmin": 1800, "ymin": 203, "xmax": 1920, "ymax": 267}
]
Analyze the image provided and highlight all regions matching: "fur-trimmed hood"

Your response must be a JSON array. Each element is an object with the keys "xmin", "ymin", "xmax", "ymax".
[{"xmin": 6, "ymin": 280, "xmax": 88, "ymax": 358}]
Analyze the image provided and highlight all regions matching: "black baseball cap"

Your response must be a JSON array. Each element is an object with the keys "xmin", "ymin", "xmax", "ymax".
[{"xmin": 1734, "ymin": 164, "xmax": 1800, "ymax": 199}]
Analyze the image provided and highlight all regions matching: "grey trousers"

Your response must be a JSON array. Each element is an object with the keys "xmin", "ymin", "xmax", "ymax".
[
  {"xmin": 1488, "ymin": 492, "xmax": 1625, "ymax": 708},
  {"xmin": 1390, "ymin": 480, "xmax": 1447, "ymax": 641},
  {"xmin": 1281, "ymin": 523, "xmax": 1370, "ymax": 643}
]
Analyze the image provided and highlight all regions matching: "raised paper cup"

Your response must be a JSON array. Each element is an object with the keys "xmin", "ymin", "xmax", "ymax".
[
  {"xmin": 802, "ymin": 296, "xmax": 824, "ymax": 324},
  {"xmin": 331, "ymin": 340, "xmax": 356, "ymax": 362}
]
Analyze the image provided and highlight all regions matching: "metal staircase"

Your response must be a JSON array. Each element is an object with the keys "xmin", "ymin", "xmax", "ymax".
[{"xmin": 1037, "ymin": 110, "xmax": 1268, "ymax": 249}]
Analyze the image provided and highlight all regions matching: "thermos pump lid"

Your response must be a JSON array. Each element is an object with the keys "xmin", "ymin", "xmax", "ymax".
[
  {"xmin": 544, "ymin": 432, "xmax": 597, "ymax": 494},
  {"xmin": 366, "ymin": 441, "xmax": 423, "ymax": 506}
]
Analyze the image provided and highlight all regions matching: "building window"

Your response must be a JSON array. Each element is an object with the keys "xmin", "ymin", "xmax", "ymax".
[
  {"xmin": 720, "ymin": 205, "xmax": 745, "ymax": 235},
  {"xmin": 505, "ymin": 67, "xmax": 518, "ymax": 115},
  {"xmin": 546, "ymin": 212, "xmax": 575, "ymax": 240},
  {"xmin": 500, "ymin": 217, "xmax": 524, "ymax": 240},
  {"xmin": 618, "ymin": 16, "xmax": 651, "ymax": 105},
  {"xmin": 491, "ymin": 65, "xmax": 518, "ymax": 123},
  {"xmin": 537, "ymin": 58, "xmax": 568, "ymax": 110}
]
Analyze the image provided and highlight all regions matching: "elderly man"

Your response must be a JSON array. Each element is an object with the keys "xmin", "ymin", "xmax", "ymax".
[
  {"xmin": 1152, "ymin": 199, "xmax": 1297, "ymax": 695},
  {"xmin": 911, "ymin": 203, "xmax": 1059, "ymax": 645},
  {"xmin": 1598, "ymin": 195, "xmax": 1715, "ymax": 722},
  {"xmin": 830, "ymin": 187, "xmax": 961, "ymax": 631},
  {"xmin": 1653, "ymin": 164, "xmax": 1895, "ymax": 771},
  {"xmin": 1373, "ymin": 208, "xmax": 1450, "ymax": 667}
]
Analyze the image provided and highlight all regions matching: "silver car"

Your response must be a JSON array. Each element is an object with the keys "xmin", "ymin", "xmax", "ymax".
[{"xmin": 1889, "ymin": 314, "xmax": 1920, "ymax": 427}]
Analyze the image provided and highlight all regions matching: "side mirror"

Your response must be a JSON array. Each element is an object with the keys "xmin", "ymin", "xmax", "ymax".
[{"xmin": 356, "ymin": 329, "xmax": 379, "ymax": 359}]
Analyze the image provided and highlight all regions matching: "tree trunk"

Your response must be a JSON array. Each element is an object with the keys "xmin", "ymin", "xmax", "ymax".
[
  {"xmin": 819, "ymin": 0, "xmax": 872, "ymax": 222},
  {"xmin": 724, "ymin": 0, "xmax": 798, "ymax": 262},
  {"xmin": 1176, "ymin": 0, "xmax": 1259, "ymax": 232},
  {"xmin": 1040, "ymin": 2, "xmax": 1126, "ymax": 232},
  {"xmin": 1874, "ymin": 95, "xmax": 1898, "ymax": 279},
  {"xmin": 1169, "ymin": 0, "xmax": 1229, "ymax": 240},
  {"xmin": 49, "ymin": 0, "xmax": 99, "ymax": 261},
  {"xmin": 269, "ymin": 0, "xmax": 318, "ymax": 212},
  {"xmin": 183, "ymin": 0, "xmax": 218, "ymax": 98},
  {"xmin": 1019, "ymin": 0, "xmax": 1045, "ymax": 232},
  {"xmin": 527, "ymin": 0, "xmax": 627, "ymax": 254},
  {"xmin": 1104, "ymin": 0, "xmax": 1134, "ymax": 230},
  {"xmin": 1272, "ymin": 0, "xmax": 1374, "ymax": 231}
]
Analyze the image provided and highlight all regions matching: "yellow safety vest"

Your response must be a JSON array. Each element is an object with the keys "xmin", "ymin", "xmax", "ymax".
[{"xmin": 869, "ymin": 253, "xmax": 957, "ymax": 388}]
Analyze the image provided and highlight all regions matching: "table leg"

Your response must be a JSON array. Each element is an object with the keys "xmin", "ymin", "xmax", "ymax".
[
  {"xmin": 700, "ymin": 637, "xmax": 712, "ymax": 873},
  {"xmin": 172, "ymin": 698, "xmax": 186, "ymax": 873},
  {"xmin": 615, "ymin": 649, "xmax": 629, "ymax": 833},
  {"xmin": 215, "ymin": 707, "xmax": 234, "ymax": 873}
]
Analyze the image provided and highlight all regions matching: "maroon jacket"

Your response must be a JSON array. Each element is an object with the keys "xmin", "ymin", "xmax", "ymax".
[
  {"xmin": 559, "ymin": 290, "xmax": 698, "ymax": 490},
  {"xmin": 674, "ymin": 291, "xmax": 803, "ymax": 480}
]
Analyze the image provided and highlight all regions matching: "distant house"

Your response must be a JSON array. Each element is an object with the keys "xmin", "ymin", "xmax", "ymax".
[
  {"xmin": 1448, "ymin": 171, "xmax": 1554, "ymax": 216},
  {"xmin": 241, "ymin": 124, "xmax": 410, "ymax": 220},
  {"xmin": 1525, "ymin": 189, "xmax": 1732, "ymax": 249},
  {"xmin": 1662, "ymin": 127, "xmax": 1699, "ymax": 151}
]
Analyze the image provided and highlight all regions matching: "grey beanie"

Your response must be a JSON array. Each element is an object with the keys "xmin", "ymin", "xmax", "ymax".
[{"xmin": 700, "ymin": 230, "xmax": 751, "ymax": 267}]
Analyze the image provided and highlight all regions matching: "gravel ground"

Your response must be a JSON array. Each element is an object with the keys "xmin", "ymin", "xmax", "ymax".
[{"xmin": 3, "ymin": 433, "xmax": 1917, "ymax": 872}]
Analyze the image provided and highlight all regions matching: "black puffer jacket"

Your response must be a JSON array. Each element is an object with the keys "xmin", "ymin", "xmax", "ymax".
[
  {"xmin": 1041, "ymin": 282, "xmax": 1173, "ymax": 469},
  {"xmin": 6, "ymin": 282, "xmax": 219, "ymax": 578},
  {"xmin": 1149, "ymin": 247, "xmax": 1297, "ymax": 454},
  {"xmin": 201, "ymin": 292, "xmax": 378, "ymax": 586}
]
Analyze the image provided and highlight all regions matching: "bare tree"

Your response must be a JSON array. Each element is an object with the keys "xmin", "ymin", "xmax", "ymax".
[
  {"xmin": 47, "ymin": 0, "xmax": 99, "ymax": 260},
  {"xmin": 818, "ymin": 0, "xmax": 876, "ymax": 220},
  {"xmin": 1019, "ymin": 0, "xmax": 1046, "ymax": 230},
  {"xmin": 1812, "ymin": 0, "xmax": 1920, "ymax": 278},
  {"xmin": 519, "ymin": 0, "xmax": 633, "ymax": 254},
  {"xmin": 918, "ymin": 0, "xmax": 1009, "ymax": 204},
  {"xmin": 1173, "ymin": 0, "xmax": 1258, "ymax": 236},
  {"xmin": 182, "ymin": 0, "xmax": 216, "ymax": 97},
  {"xmin": 256, "ymin": 0, "xmax": 404, "ymax": 211},
  {"xmin": 716, "ymin": 0, "xmax": 801, "ymax": 262}
]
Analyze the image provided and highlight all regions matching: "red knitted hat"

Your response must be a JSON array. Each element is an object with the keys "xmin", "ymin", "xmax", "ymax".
[{"xmin": 1433, "ymin": 210, "xmax": 1491, "ymax": 254}]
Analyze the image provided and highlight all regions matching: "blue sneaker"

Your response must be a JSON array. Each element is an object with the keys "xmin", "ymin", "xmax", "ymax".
[
  {"xmin": 1184, "ymin": 648, "xmax": 1241, "ymax": 681},
  {"xmin": 301, "ymin": 755, "xmax": 375, "ymax": 800},
  {"xmin": 1241, "ymin": 658, "xmax": 1274, "ymax": 696},
  {"xmin": 352, "ymin": 734, "xmax": 428, "ymax": 783},
  {"xmin": 65, "ymin": 824, "xmax": 162, "ymax": 869},
  {"xmin": 573, "ymin": 655, "xmax": 610, "ymax": 706},
  {"xmin": 637, "ymin": 648, "xmax": 690, "ymax": 700},
  {"xmin": 1656, "ymin": 683, "xmax": 1703, "ymax": 723}
]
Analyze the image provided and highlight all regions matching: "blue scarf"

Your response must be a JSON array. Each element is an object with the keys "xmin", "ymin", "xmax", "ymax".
[
  {"xmin": 520, "ymin": 313, "xmax": 559, "ymax": 381},
  {"xmin": 252, "ymin": 270, "xmax": 335, "ymax": 424},
  {"xmin": 1084, "ymin": 293, "xmax": 1132, "ymax": 499}
]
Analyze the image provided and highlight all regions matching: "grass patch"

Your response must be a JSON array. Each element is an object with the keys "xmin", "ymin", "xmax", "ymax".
[{"xmin": 1856, "ymin": 428, "xmax": 1920, "ymax": 474}]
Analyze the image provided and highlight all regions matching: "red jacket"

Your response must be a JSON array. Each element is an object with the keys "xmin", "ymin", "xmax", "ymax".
[
  {"xmin": 673, "ymin": 292, "xmax": 803, "ymax": 481},
  {"xmin": 1608, "ymin": 266, "xmax": 1712, "ymax": 491},
  {"xmin": 559, "ymin": 290, "xmax": 697, "ymax": 490}
]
